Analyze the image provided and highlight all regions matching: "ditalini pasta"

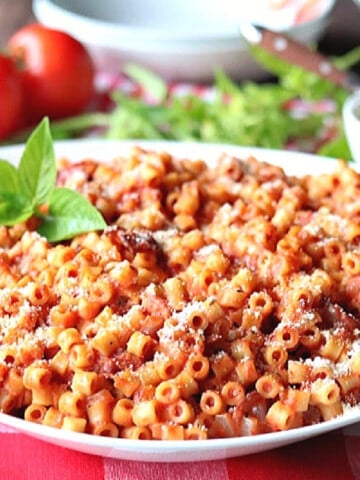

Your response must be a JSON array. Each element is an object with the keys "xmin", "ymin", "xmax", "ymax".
[{"xmin": 0, "ymin": 146, "xmax": 360, "ymax": 440}]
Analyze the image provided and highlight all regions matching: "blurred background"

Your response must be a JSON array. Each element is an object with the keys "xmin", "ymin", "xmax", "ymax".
[
  {"xmin": 0, "ymin": 0, "xmax": 359, "ymax": 61},
  {"xmin": 0, "ymin": 0, "xmax": 359, "ymax": 159}
]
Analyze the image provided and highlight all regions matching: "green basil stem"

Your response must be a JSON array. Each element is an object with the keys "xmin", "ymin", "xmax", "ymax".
[
  {"xmin": 8, "ymin": 112, "xmax": 110, "ymax": 143},
  {"xmin": 49, "ymin": 112, "xmax": 111, "ymax": 135}
]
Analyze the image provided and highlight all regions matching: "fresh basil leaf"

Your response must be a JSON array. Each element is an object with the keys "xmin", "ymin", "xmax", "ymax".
[
  {"xmin": 333, "ymin": 46, "xmax": 360, "ymax": 70},
  {"xmin": 249, "ymin": 44, "xmax": 294, "ymax": 79},
  {"xmin": 18, "ymin": 117, "xmax": 56, "ymax": 207},
  {"xmin": 38, "ymin": 187, "xmax": 106, "ymax": 242},
  {"xmin": 0, "ymin": 192, "xmax": 33, "ymax": 226},
  {"xmin": 318, "ymin": 131, "xmax": 352, "ymax": 161},
  {"xmin": 124, "ymin": 63, "xmax": 168, "ymax": 103},
  {"xmin": 106, "ymin": 102, "xmax": 166, "ymax": 140},
  {"xmin": 0, "ymin": 160, "xmax": 19, "ymax": 193}
]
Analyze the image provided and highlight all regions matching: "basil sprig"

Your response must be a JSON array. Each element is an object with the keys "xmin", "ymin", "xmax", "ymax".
[{"xmin": 0, "ymin": 118, "xmax": 106, "ymax": 242}]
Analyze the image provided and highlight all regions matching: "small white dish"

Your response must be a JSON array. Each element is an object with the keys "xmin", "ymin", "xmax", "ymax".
[
  {"xmin": 0, "ymin": 138, "xmax": 359, "ymax": 462},
  {"xmin": 343, "ymin": 91, "xmax": 360, "ymax": 163},
  {"xmin": 32, "ymin": 0, "xmax": 336, "ymax": 82}
]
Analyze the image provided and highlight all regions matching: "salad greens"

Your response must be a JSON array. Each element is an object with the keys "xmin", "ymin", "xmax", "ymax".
[
  {"xmin": 41, "ymin": 46, "xmax": 360, "ymax": 161},
  {"xmin": 0, "ymin": 118, "xmax": 106, "ymax": 242}
]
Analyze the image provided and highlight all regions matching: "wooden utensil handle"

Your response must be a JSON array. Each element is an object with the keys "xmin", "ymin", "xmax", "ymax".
[{"xmin": 258, "ymin": 27, "xmax": 356, "ymax": 92}]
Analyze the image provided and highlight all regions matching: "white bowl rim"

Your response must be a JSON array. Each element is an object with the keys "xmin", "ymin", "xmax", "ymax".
[
  {"xmin": 343, "ymin": 90, "xmax": 360, "ymax": 117},
  {"xmin": 342, "ymin": 91, "xmax": 360, "ymax": 163},
  {"xmin": 33, "ymin": 0, "xmax": 336, "ymax": 45}
]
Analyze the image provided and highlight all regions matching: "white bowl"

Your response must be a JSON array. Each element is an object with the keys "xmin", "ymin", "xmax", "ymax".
[
  {"xmin": 343, "ymin": 91, "xmax": 360, "ymax": 163},
  {"xmin": 0, "ymin": 138, "xmax": 360, "ymax": 461},
  {"xmin": 33, "ymin": 0, "xmax": 336, "ymax": 82}
]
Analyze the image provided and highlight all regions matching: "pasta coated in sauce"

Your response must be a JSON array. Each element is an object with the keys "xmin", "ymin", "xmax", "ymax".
[{"xmin": 0, "ymin": 147, "xmax": 359, "ymax": 440}]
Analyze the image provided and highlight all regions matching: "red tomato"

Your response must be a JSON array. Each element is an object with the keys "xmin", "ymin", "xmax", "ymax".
[
  {"xmin": 8, "ymin": 23, "xmax": 95, "ymax": 122},
  {"xmin": 0, "ymin": 54, "xmax": 24, "ymax": 139}
]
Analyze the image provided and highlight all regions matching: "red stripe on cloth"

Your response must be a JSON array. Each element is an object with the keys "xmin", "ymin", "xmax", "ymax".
[
  {"xmin": 345, "ymin": 434, "xmax": 360, "ymax": 479},
  {"xmin": 104, "ymin": 458, "xmax": 229, "ymax": 480},
  {"xmin": 226, "ymin": 431, "xmax": 355, "ymax": 480},
  {"xmin": 0, "ymin": 433, "xmax": 104, "ymax": 480}
]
